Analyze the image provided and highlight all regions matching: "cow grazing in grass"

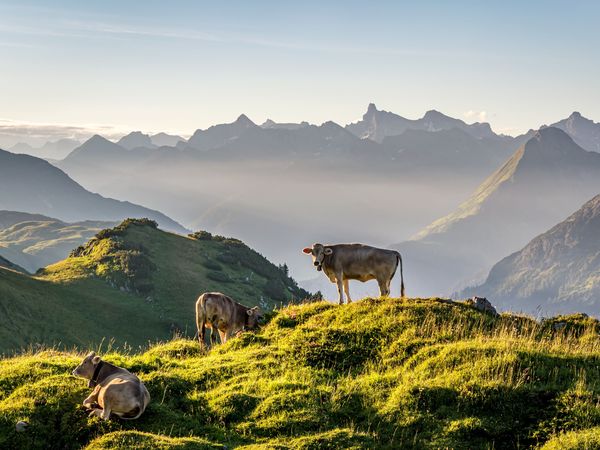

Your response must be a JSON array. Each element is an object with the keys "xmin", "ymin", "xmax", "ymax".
[
  {"xmin": 196, "ymin": 292, "xmax": 263, "ymax": 348},
  {"xmin": 302, "ymin": 243, "xmax": 405, "ymax": 304},
  {"xmin": 72, "ymin": 352, "xmax": 150, "ymax": 420}
]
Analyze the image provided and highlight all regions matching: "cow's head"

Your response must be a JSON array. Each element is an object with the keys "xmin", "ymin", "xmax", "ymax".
[
  {"xmin": 72, "ymin": 351, "xmax": 101, "ymax": 380},
  {"xmin": 302, "ymin": 243, "xmax": 333, "ymax": 272},
  {"xmin": 246, "ymin": 306, "xmax": 264, "ymax": 330}
]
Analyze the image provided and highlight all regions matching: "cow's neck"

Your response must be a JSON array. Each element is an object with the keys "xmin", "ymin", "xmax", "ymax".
[{"xmin": 89, "ymin": 361, "xmax": 116, "ymax": 387}]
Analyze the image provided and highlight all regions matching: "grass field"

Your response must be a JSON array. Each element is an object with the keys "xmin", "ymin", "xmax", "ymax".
[
  {"xmin": 0, "ymin": 219, "xmax": 308, "ymax": 354},
  {"xmin": 1, "ymin": 297, "xmax": 598, "ymax": 449}
]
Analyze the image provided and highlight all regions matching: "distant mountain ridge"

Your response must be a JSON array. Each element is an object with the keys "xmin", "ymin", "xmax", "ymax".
[
  {"xmin": 0, "ymin": 148, "xmax": 187, "ymax": 233},
  {"xmin": 550, "ymin": 111, "xmax": 600, "ymax": 153},
  {"xmin": 346, "ymin": 103, "xmax": 496, "ymax": 142},
  {"xmin": 393, "ymin": 127, "xmax": 600, "ymax": 297},
  {"xmin": 0, "ymin": 210, "xmax": 115, "ymax": 272},
  {"xmin": 463, "ymin": 194, "xmax": 600, "ymax": 315}
]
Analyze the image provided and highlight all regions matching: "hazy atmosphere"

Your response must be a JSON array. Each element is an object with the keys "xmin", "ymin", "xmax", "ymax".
[
  {"xmin": 2, "ymin": 2, "xmax": 600, "ymax": 448},
  {"xmin": 1, "ymin": 0, "xmax": 599, "ymax": 145}
]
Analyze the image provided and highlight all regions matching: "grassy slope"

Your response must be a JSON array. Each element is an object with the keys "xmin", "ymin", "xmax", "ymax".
[
  {"xmin": 0, "ymin": 220, "xmax": 307, "ymax": 353},
  {"xmin": 0, "ymin": 298, "xmax": 599, "ymax": 449}
]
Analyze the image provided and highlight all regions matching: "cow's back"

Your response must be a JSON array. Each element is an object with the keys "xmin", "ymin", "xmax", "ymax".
[
  {"xmin": 324, "ymin": 244, "xmax": 398, "ymax": 279},
  {"xmin": 202, "ymin": 292, "xmax": 236, "ymax": 324}
]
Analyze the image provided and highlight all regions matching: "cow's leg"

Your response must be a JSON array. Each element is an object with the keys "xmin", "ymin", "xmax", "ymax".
[
  {"xmin": 218, "ymin": 329, "xmax": 228, "ymax": 344},
  {"xmin": 343, "ymin": 279, "xmax": 352, "ymax": 303},
  {"xmin": 100, "ymin": 404, "xmax": 112, "ymax": 421},
  {"xmin": 210, "ymin": 326, "xmax": 219, "ymax": 346},
  {"xmin": 83, "ymin": 385, "xmax": 101, "ymax": 409},
  {"xmin": 378, "ymin": 278, "xmax": 390, "ymax": 297},
  {"xmin": 336, "ymin": 274, "xmax": 345, "ymax": 305}
]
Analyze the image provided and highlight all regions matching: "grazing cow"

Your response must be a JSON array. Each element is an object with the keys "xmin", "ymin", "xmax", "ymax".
[
  {"xmin": 196, "ymin": 292, "xmax": 263, "ymax": 348},
  {"xmin": 302, "ymin": 243, "xmax": 405, "ymax": 304},
  {"xmin": 72, "ymin": 352, "xmax": 150, "ymax": 420}
]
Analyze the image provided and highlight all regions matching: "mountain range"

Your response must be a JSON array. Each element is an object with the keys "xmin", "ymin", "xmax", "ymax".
[
  {"xmin": 10, "ymin": 138, "xmax": 81, "ymax": 160},
  {"xmin": 346, "ymin": 103, "xmax": 497, "ymax": 142},
  {"xmin": 463, "ymin": 194, "xmax": 600, "ymax": 315},
  {"xmin": 393, "ymin": 127, "xmax": 600, "ymax": 299},
  {"xmin": 0, "ymin": 148, "xmax": 186, "ymax": 233}
]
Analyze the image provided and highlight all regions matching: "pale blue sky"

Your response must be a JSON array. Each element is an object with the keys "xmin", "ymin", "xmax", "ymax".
[{"xmin": 1, "ymin": 0, "xmax": 599, "ymax": 139}]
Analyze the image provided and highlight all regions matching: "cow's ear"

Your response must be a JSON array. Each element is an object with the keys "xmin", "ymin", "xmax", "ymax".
[
  {"xmin": 302, "ymin": 247, "xmax": 312, "ymax": 254},
  {"xmin": 86, "ymin": 351, "xmax": 96, "ymax": 358},
  {"xmin": 324, "ymin": 248, "xmax": 333, "ymax": 255},
  {"xmin": 92, "ymin": 356, "xmax": 101, "ymax": 365}
]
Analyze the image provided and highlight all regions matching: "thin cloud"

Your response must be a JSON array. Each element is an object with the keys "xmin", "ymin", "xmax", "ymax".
[{"xmin": 464, "ymin": 110, "xmax": 488, "ymax": 123}]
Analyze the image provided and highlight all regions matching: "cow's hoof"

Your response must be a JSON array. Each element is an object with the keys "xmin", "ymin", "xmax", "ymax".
[{"xmin": 89, "ymin": 408, "xmax": 103, "ymax": 418}]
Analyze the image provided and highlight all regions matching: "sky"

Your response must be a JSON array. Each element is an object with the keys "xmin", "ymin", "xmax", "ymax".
[{"xmin": 1, "ymin": 0, "xmax": 599, "ymax": 145}]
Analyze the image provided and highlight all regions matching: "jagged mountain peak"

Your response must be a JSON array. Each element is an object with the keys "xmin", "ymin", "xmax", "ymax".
[{"xmin": 235, "ymin": 114, "xmax": 255, "ymax": 127}]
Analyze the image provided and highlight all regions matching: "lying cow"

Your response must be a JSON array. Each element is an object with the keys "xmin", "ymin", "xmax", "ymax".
[
  {"xmin": 72, "ymin": 352, "xmax": 150, "ymax": 420},
  {"xmin": 196, "ymin": 292, "xmax": 263, "ymax": 348},
  {"xmin": 302, "ymin": 243, "xmax": 405, "ymax": 304}
]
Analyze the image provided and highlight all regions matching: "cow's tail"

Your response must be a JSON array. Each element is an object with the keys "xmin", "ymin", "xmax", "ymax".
[
  {"xmin": 196, "ymin": 295, "xmax": 206, "ymax": 348},
  {"xmin": 395, "ymin": 252, "xmax": 406, "ymax": 298}
]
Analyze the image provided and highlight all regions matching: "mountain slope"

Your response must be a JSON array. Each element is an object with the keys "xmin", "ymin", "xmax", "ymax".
[
  {"xmin": 551, "ymin": 111, "xmax": 600, "ymax": 153},
  {"xmin": 1, "ymin": 298, "xmax": 599, "ymax": 449},
  {"xmin": 393, "ymin": 128, "xmax": 600, "ymax": 297},
  {"xmin": 0, "ymin": 255, "xmax": 26, "ymax": 273},
  {"xmin": 0, "ymin": 148, "xmax": 186, "ymax": 233},
  {"xmin": 0, "ymin": 211, "xmax": 115, "ymax": 272},
  {"xmin": 0, "ymin": 219, "xmax": 308, "ymax": 352},
  {"xmin": 464, "ymin": 194, "xmax": 600, "ymax": 315},
  {"xmin": 381, "ymin": 128, "xmax": 518, "ymax": 174},
  {"xmin": 346, "ymin": 103, "xmax": 496, "ymax": 142}
]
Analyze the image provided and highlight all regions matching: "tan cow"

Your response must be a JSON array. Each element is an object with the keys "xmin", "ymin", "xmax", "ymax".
[
  {"xmin": 303, "ymin": 243, "xmax": 405, "ymax": 304},
  {"xmin": 72, "ymin": 352, "xmax": 150, "ymax": 420},
  {"xmin": 196, "ymin": 292, "xmax": 263, "ymax": 348}
]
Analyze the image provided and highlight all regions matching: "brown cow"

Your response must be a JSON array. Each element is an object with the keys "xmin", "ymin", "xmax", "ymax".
[
  {"xmin": 195, "ymin": 292, "xmax": 262, "ymax": 348},
  {"xmin": 302, "ymin": 243, "xmax": 405, "ymax": 304},
  {"xmin": 72, "ymin": 352, "xmax": 150, "ymax": 420}
]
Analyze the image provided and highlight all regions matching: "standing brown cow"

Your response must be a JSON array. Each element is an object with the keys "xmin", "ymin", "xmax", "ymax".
[
  {"xmin": 195, "ymin": 292, "xmax": 262, "ymax": 348},
  {"xmin": 302, "ymin": 243, "xmax": 405, "ymax": 304}
]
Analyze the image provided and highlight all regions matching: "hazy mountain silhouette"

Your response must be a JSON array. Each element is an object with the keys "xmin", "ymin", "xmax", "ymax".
[
  {"xmin": 393, "ymin": 127, "xmax": 600, "ymax": 297},
  {"xmin": 0, "ymin": 148, "xmax": 186, "ymax": 233},
  {"xmin": 10, "ymin": 138, "xmax": 81, "ymax": 160},
  {"xmin": 346, "ymin": 103, "xmax": 496, "ymax": 142},
  {"xmin": 185, "ymin": 114, "xmax": 259, "ymax": 151},
  {"xmin": 118, "ymin": 131, "xmax": 156, "ymax": 150},
  {"xmin": 151, "ymin": 132, "xmax": 185, "ymax": 147},
  {"xmin": 550, "ymin": 111, "xmax": 600, "ymax": 153},
  {"xmin": 463, "ymin": 194, "xmax": 600, "ymax": 315},
  {"xmin": 260, "ymin": 119, "xmax": 310, "ymax": 130}
]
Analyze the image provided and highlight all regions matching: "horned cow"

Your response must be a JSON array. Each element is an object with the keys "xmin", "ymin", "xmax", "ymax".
[
  {"xmin": 303, "ymin": 243, "xmax": 405, "ymax": 304},
  {"xmin": 196, "ymin": 292, "xmax": 263, "ymax": 347}
]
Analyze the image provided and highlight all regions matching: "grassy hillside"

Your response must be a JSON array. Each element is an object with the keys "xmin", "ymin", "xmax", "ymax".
[
  {"xmin": 0, "ymin": 298, "xmax": 598, "ymax": 449},
  {"xmin": 0, "ymin": 212, "xmax": 115, "ymax": 272},
  {"xmin": 0, "ymin": 219, "xmax": 308, "ymax": 354}
]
